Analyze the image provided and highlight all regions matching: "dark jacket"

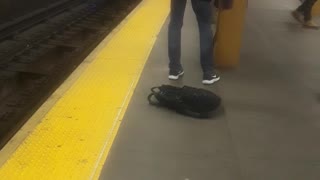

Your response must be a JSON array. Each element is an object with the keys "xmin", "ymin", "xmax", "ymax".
[{"xmin": 214, "ymin": 0, "xmax": 233, "ymax": 10}]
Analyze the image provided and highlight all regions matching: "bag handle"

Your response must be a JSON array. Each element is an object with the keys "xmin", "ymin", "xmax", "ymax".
[
  {"xmin": 151, "ymin": 86, "xmax": 160, "ymax": 93},
  {"xmin": 148, "ymin": 93, "xmax": 161, "ymax": 106}
]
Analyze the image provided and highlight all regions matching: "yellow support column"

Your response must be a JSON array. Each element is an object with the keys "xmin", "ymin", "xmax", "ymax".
[
  {"xmin": 214, "ymin": 0, "xmax": 247, "ymax": 68},
  {"xmin": 312, "ymin": 1, "xmax": 320, "ymax": 16}
]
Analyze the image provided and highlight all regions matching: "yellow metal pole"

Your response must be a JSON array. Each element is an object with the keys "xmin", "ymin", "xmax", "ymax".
[{"xmin": 214, "ymin": 0, "xmax": 247, "ymax": 68}]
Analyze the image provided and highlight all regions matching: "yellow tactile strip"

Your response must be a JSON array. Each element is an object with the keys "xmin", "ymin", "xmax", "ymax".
[{"xmin": 0, "ymin": 0, "xmax": 169, "ymax": 179}]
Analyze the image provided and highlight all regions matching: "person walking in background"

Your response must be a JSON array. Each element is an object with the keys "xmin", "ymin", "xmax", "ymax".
[{"xmin": 292, "ymin": 0, "xmax": 319, "ymax": 29}]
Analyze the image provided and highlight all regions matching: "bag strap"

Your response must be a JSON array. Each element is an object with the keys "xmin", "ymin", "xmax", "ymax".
[
  {"xmin": 148, "ymin": 92, "xmax": 162, "ymax": 106},
  {"xmin": 151, "ymin": 86, "xmax": 160, "ymax": 93}
]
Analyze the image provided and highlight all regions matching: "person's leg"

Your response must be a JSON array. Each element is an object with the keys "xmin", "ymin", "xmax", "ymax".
[
  {"xmin": 191, "ymin": 0, "xmax": 220, "ymax": 84},
  {"xmin": 293, "ymin": 0, "xmax": 319, "ymax": 28},
  {"xmin": 302, "ymin": 0, "xmax": 319, "ymax": 28},
  {"xmin": 293, "ymin": 0, "xmax": 307, "ymax": 23},
  {"xmin": 168, "ymin": 0, "xmax": 187, "ymax": 80},
  {"xmin": 297, "ymin": 0, "xmax": 308, "ymax": 12}
]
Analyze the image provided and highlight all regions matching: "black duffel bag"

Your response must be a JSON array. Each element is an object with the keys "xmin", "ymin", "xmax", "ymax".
[{"xmin": 148, "ymin": 85, "xmax": 221, "ymax": 118}]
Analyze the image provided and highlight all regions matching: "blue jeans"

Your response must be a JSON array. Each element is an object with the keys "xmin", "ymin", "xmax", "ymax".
[{"xmin": 168, "ymin": 0, "xmax": 214, "ymax": 73}]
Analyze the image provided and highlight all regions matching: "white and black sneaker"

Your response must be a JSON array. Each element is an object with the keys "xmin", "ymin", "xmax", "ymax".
[
  {"xmin": 202, "ymin": 72, "xmax": 220, "ymax": 85},
  {"xmin": 168, "ymin": 69, "xmax": 184, "ymax": 80}
]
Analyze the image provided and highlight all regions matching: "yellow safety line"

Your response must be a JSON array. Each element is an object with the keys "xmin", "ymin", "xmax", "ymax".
[{"xmin": 0, "ymin": 0, "xmax": 170, "ymax": 179}]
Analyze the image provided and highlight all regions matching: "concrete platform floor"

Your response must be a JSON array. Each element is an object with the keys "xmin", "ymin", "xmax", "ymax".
[{"xmin": 99, "ymin": 0, "xmax": 320, "ymax": 179}]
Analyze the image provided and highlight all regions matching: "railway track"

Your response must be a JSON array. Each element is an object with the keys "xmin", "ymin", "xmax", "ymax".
[{"xmin": 0, "ymin": 0, "xmax": 141, "ymax": 149}]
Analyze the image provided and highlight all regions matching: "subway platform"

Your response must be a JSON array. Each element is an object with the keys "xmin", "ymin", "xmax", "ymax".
[{"xmin": 0, "ymin": 0, "xmax": 320, "ymax": 179}]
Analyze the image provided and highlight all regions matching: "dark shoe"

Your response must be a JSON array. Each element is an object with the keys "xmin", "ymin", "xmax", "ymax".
[
  {"xmin": 169, "ymin": 69, "xmax": 184, "ymax": 80},
  {"xmin": 202, "ymin": 72, "xmax": 220, "ymax": 85},
  {"xmin": 292, "ymin": 10, "xmax": 304, "ymax": 23}
]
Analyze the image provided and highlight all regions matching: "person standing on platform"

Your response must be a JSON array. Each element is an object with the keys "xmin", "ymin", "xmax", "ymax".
[
  {"xmin": 292, "ymin": 0, "xmax": 319, "ymax": 29},
  {"xmin": 168, "ymin": 0, "xmax": 232, "ymax": 85}
]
